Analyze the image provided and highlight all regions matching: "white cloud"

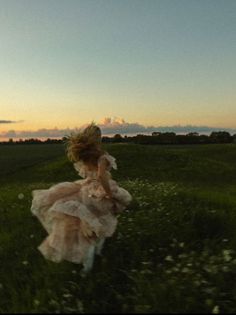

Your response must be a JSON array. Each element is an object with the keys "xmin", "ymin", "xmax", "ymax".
[{"xmin": 98, "ymin": 117, "xmax": 151, "ymax": 134}]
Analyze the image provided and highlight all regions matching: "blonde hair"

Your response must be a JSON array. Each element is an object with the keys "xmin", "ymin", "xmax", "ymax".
[{"xmin": 65, "ymin": 123, "xmax": 104, "ymax": 165}]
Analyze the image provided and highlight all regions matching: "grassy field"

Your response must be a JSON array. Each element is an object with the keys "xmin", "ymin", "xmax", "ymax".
[{"xmin": 0, "ymin": 143, "xmax": 236, "ymax": 313}]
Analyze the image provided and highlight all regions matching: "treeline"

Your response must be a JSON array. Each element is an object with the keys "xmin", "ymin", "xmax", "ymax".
[
  {"xmin": 1, "ymin": 131, "xmax": 236, "ymax": 145},
  {"xmin": 0, "ymin": 138, "xmax": 63, "ymax": 145},
  {"xmin": 102, "ymin": 131, "xmax": 236, "ymax": 145}
]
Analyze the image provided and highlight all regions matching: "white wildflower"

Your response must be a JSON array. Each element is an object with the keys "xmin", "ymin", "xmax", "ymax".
[
  {"xmin": 165, "ymin": 269, "xmax": 172, "ymax": 274},
  {"xmin": 212, "ymin": 305, "xmax": 220, "ymax": 314},
  {"xmin": 222, "ymin": 249, "xmax": 233, "ymax": 255},
  {"xmin": 49, "ymin": 299, "xmax": 59, "ymax": 306},
  {"xmin": 34, "ymin": 299, "xmax": 40, "ymax": 306},
  {"xmin": 165, "ymin": 255, "xmax": 174, "ymax": 262},
  {"xmin": 222, "ymin": 249, "xmax": 232, "ymax": 262},
  {"xmin": 18, "ymin": 193, "xmax": 24, "ymax": 200},
  {"xmin": 222, "ymin": 266, "xmax": 229, "ymax": 272},
  {"xmin": 63, "ymin": 293, "xmax": 73, "ymax": 298},
  {"xmin": 140, "ymin": 270, "xmax": 153, "ymax": 275}
]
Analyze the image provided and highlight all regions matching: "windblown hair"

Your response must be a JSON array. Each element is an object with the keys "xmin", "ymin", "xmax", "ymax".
[{"xmin": 65, "ymin": 123, "xmax": 104, "ymax": 165}]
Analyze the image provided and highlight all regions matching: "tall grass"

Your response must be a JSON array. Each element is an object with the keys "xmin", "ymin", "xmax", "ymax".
[{"xmin": 0, "ymin": 143, "xmax": 236, "ymax": 313}]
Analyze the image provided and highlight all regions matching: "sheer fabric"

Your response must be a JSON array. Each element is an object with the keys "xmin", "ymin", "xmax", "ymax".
[{"xmin": 31, "ymin": 153, "xmax": 132, "ymax": 266}]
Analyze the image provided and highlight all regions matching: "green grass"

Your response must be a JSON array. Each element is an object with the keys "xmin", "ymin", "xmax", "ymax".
[
  {"xmin": 0, "ymin": 143, "xmax": 236, "ymax": 313},
  {"xmin": 0, "ymin": 144, "xmax": 64, "ymax": 177}
]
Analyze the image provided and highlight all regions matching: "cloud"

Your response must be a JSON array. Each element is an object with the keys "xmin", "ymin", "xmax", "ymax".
[
  {"xmin": 0, "ymin": 117, "xmax": 236, "ymax": 139},
  {"xmin": 0, "ymin": 128, "xmax": 75, "ymax": 139},
  {"xmin": 98, "ymin": 117, "xmax": 236, "ymax": 135},
  {"xmin": 0, "ymin": 120, "xmax": 23, "ymax": 124},
  {"xmin": 98, "ymin": 117, "xmax": 152, "ymax": 134}
]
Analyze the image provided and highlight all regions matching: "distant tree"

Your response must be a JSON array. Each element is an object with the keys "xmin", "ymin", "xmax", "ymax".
[
  {"xmin": 160, "ymin": 132, "xmax": 176, "ymax": 144},
  {"xmin": 232, "ymin": 134, "xmax": 236, "ymax": 143},
  {"xmin": 113, "ymin": 134, "xmax": 123, "ymax": 143},
  {"xmin": 114, "ymin": 134, "xmax": 122, "ymax": 139},
  {"xmin": 162, "ymin": 132, "xmax": 176, "ymax": 137},
  {"xmin": 187, "ymin": 132, "xmax": 199, "ymax": 137},
  {"xmin": 198, "ymin": 135, "xmax": 210, "ymax": 143},
  {"xmin": 24, "ymin": 138, "xmax": 42, "ymax": 144},
  {"xmin": 210, "ymin": 131, "xmax": 232, "ymax": 143},
  {"xmin": 8, "ymin": 138, "xmax": 14, "ymax": 143},
  {"xmin": 152, "ymin": 131, "xmax": 162, "ymax": 136}
]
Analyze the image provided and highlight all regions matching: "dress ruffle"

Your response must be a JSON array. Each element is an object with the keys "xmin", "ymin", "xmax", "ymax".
[{"xmin": 31, "ymin": 153, "xmax": 132, "ymax": 264}]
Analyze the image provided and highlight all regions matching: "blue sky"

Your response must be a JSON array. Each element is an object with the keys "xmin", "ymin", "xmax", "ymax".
[{"xmin": 0, "ymin": 0, "xmax": 236, "ymax": 137}]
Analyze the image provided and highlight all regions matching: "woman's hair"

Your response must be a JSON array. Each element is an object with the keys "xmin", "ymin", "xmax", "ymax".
[{"xmin": 65, "ymin": 123, "xmax": 104, "ymax": 165}]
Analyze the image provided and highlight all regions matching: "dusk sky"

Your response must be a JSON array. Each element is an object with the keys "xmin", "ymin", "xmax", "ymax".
[{"xmin": 1, "ymin": 0, "xmax": 236, "ymax": 138}]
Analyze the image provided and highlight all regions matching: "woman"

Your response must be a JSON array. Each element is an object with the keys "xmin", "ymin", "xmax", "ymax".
[{"xmin": 31, "ymin": 123, "xmax": 132, "ymax": 273}]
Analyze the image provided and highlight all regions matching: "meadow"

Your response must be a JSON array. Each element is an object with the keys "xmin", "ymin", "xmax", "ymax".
[{"xmin": 0, "ymin": 143, "xmax": 236, "ymax": 313}]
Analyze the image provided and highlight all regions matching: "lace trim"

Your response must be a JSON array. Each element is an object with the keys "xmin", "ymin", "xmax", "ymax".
[
  {"xmin": 74, "ymin": 153, "xmax": 117, "ymax": 178},
  {"xmin": 74, "ymin": 161, "xmax": 86, "ymax": 178},
  {"xmin": 99, "ymin": 153, "xmax": 117, "ymax": 170}
]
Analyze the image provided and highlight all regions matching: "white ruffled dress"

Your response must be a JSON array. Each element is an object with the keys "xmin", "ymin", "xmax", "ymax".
[{"xmin": 31, "ymin": 153, "xmax": 132, "ymax": 264}]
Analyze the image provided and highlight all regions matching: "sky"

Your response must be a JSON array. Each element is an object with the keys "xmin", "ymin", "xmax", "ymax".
[{"xmin": 0, "ymin": 0, "xmax": 236, "ymax": 138}]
